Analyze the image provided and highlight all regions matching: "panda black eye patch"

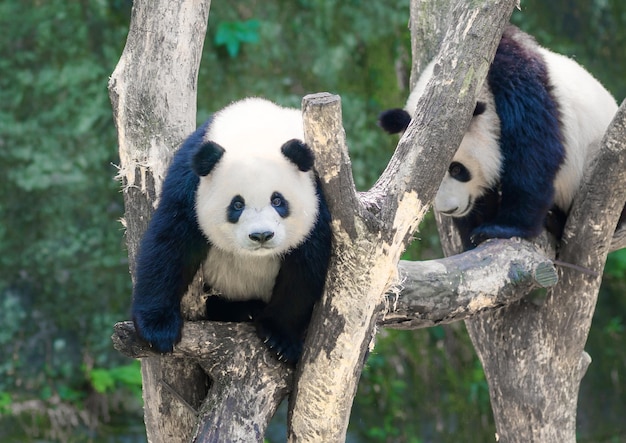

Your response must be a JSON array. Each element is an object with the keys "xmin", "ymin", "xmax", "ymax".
[
  {"xmin": 449, "ymin": 161, "xmax": 471, "ymax": 182},
  {"xmin": 227, "ymin": 195, "xmax": 245, "ymax": 223},
  {"xmin": 271, "ymin": 192, "xmax": 290, "ymax": 218}
]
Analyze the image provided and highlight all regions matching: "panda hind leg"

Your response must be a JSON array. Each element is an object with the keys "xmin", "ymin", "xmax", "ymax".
[{"xmin": 254, "ymin": 314, "xmax": 304, "ymax": 364}]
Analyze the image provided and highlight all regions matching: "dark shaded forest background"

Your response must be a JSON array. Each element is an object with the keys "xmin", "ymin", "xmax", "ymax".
[{"xmin": 1, "ymin": 1, "xmax": 625, "ymax": 442}]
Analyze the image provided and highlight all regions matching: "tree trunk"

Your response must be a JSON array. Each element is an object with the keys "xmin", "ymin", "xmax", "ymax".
[
  {"xmin": 108, "ymin": 1, "xmax": 212, "ymax": 442},
  {"xmin": 409, "ymin": 1, "xmax": 626, "ymax": 440},
  {"xmin": 288, "ymin": 2, "xmax": 517, "ymax": 441},
  {"xmin": 463, "ymin": 100, "xmax": 626, "ymax": 442}
]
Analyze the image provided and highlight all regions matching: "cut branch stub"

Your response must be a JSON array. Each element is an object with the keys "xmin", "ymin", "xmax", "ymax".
[{"xmin": 302, "ymin": 93, "xmax": 370, "ymax": 237}]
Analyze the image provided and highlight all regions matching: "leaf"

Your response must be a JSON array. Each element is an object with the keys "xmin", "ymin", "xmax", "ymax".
[
  {"xmin": 88, "ymin": 368, "xmax": 116, "ymax": 394},
  {"xmin": 214, "ymin": 20, "xmax": 260, "ymax": 58}
]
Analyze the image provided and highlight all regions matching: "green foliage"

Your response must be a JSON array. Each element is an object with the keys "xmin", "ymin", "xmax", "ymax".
[
  {"xmin": 0, "ymin": 0, "xmax": 138, "ymax": 437},
  {"xmin": 354, "ymin": 327, "xmax": 494, "ymax": 442},
  {"xmin": 605, "ymin": 249, "xmax": 626, "ymax": 278},
  {"xmin": 87, "ymin": 361, "xmax": 142, "ymax": 397},
  {"xmin": 215, "ymin": 19, "xmax": 261, "ymax": 57},
  {"xmin": 0, "ymin": 392, "xmax": 11, "ymax": 415}
]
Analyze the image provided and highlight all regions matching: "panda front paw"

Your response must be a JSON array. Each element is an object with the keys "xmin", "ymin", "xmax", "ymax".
[
  {"xmin": 132, "ymin": 309, "xmax": 183, "ymax": 354},
  {"xmin": 254, "ymin": 318, "xmax": 303, "ymax": 364},
  {"xmin": 470, "ymin": 223, "xmax": 532, "ymax": 246}
]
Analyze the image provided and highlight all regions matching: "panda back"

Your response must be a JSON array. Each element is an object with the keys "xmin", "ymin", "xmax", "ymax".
[{"xmin": 541, "ymin": 48, "xmax": 618, "ymax": 210}]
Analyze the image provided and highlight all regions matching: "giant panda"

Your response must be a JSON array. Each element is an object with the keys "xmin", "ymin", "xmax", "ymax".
[
  {"xmin": 379, "ymin": 25, "xmax": 619, "ymax": 250},
  {"xmin": 131, "ymin": 98, "xmax": 332, "ymax": 363}
]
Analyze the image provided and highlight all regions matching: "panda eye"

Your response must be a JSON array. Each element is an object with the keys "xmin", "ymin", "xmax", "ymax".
[
  {"xmin": 271, "ymin": 196, "xmax": 283, "ymax": 207},
  {"xmin": 232, "ymin": 199, "xmax": 244, "ymax": 211},
  {"xmin": 227, "ymin": 195, "xmax": 245, "ymax": 223},
  {"xmin": 271, "ymin": 192, "xmax": 290, "ymax": 218},
  {"xmin": 449, "ymin": 162, "xmax": 462, "ymax": 176},
  {"xmin": 448, "ymin": 161, "xmax": 471, "ymax": 183}
]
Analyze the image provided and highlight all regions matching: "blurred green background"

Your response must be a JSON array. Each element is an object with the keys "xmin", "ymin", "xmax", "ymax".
[{"xmin": 1, "ymin": 1, "xmax": 625, "ymax": 442}]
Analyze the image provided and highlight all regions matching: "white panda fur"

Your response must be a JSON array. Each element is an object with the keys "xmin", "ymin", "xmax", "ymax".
[
  {"xmin": 196, "ymin": 99, "xmax": 319, "ymax": 301},
  {"xmin": 539, "ymin": 48, "xmax": 618, "ymax": 210}
]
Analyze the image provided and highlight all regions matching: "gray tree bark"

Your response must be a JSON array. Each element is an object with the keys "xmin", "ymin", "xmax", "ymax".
[{"xmin": 108, "ymin": 1, "xmax": 212, "ymax": 442}]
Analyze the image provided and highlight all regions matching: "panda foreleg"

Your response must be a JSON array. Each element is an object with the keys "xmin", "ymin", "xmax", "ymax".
[
  {"xmin": 470, "ymin": 176, "xmax": 555, "ymax": 245},
  {"xmin": 131, "ymin": 132, "xmax": 209, "ymax": 353}
]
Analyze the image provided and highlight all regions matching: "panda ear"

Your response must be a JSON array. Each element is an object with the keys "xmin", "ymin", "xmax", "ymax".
[
  {"xmin": 378, "ymin": 108, "xmax": 411, "ymax": 134},
  {"xmin": 473, "ymin": 101, "xmax": 487, "ymax": 116},
  {"xmin": 192, "ymin": 141, "xmax": 225, "ymax": 177},
  {"xmin": 281, "ymin": 139, "xmax": 314, "ymax": 172}
]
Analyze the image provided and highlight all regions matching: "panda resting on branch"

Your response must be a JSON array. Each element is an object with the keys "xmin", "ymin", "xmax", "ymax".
[
  {"xmin": 131, "ymin": 98, "xmax": 332, "ymax": 364},
  {"xmin": 379, "ymin": 25, "xmax": 622, "ymax": 250}
]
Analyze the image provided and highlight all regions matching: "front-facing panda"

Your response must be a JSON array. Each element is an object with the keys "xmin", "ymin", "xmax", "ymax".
[
  {"xmin": 379, "ymin": 25, "xmax": 619, "ymax": 250},
  {"xmin": 131, "ymin": 98, "xmax": 332, "ymax": 363}
]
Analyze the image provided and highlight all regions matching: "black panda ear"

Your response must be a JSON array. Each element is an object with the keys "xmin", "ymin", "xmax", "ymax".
[
  {"xmin": 281, "ymin": 139, "xmax": 314, "ymax": 172},
  {"xmin": 473, "ymin": 101, "xmax": 487, "ymax": 116},
  {"xmin": 378, "ymin": 108, "xmax": 411, "ymax": 134},
  {"xmin": 192, "ymin": 141, "xmax": 225, "ymax": 177}
]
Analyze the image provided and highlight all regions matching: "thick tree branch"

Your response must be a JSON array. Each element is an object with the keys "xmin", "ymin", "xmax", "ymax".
[{"xmin": 381, "ymin": 239, "xmax": 557, "ymax": 329}]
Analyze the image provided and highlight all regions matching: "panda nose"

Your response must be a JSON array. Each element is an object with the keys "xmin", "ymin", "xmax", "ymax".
[{"xmin": 249, "ymin": 231, "xmax": 275, "ymax": 243}]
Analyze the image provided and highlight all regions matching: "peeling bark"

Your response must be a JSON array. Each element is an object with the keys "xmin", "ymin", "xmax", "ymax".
[{"xmin": 108, "ymin": 1, "xmax": 212, "ymax": 442}]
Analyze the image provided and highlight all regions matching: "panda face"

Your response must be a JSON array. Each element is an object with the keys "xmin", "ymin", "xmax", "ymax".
[
  {"xmin": 193, "ymin": 98, "xmax": 318, "ymax": 257},
  {"xmin": 433, "ymin": 99, "xmax": 502, "ymax": 218},
  {"xmin": 196, "ymin": 154, "xmax": 318, "ymax": 257}
]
